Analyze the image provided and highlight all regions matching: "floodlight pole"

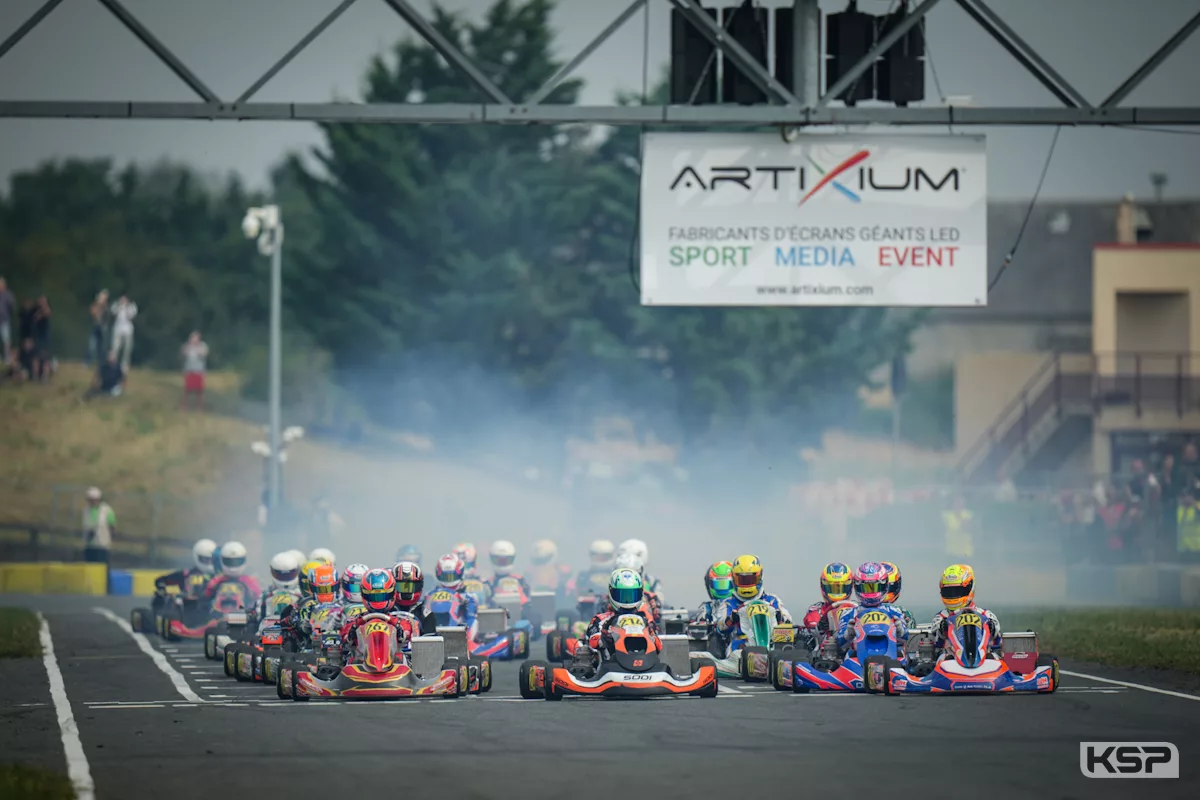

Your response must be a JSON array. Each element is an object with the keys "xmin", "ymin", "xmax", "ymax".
[
  {"xmin": 243, "ymin": 205, "xmax": 284, "ymax": 517},
  {"xmin": 793, "ymin": 0, "xmax": 821, "ymax": 107}
]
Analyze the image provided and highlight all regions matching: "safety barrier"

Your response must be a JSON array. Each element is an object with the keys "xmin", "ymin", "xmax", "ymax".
[{"xmin": 0, "ymin": 562, "xmax": 108, "ymax": 595}]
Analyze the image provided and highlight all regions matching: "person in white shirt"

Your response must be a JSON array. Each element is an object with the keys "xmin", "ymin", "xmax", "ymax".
[{"xmin": 109, "ymin": 294, "xmax": 138, "ymax": 372}]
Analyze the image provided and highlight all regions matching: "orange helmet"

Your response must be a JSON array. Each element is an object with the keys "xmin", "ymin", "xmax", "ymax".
[{"xmin": 309, "ymin": 563, "xmax": 338, "ymax": 604}]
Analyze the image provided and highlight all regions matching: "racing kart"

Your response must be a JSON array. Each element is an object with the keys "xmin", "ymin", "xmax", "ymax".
[
  {"xmin": 772, "ymin": 609, "xmax": 904, "ymax": 692},
  {"xmin": 874, "ymin": 612, "xmax": 1058, "ymax": 695},
  {"xmin": 690, "ymin": 599, "xmax": 805, "ymax": 681},
  {"xmin": 259, "ymin": 603, "xmax": 350, "ymax": 684},
  {"xmin": 130, "ymin": 571, "xmax": 212, "ymax": 634},
  {"xmin": 518, "ymin": 613, "xmax": 718, "ymax": 700},
  {"xmin": 277, "ymin": 614, "xmax": 470, "ymax": 700},
  {"xmin": 426, "ymin": 588, "xmax": 532, "ymax": 660},
  {"xmin": 544, "ymin": 593, "xmax": 603, "ymax": 662}
]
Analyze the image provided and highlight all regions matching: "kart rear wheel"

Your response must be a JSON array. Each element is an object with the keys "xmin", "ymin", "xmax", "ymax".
[
  {"xmin": 205, "ymin": 632, "xmax": 218, "ymax": 660},
  {"xmin": 1037, "ymin": 653, "xmax": 1059, "ymax": 693},
  {"xmin": 543, "ymin": 668, "xmax": 563, "ymax": 701},
  {"xmin": 130, "ymin": 608, "xmax": 151, "ymax": 633},
  {"xmin": 469, "ymin": 658, "xmax": 492, "ymax": 693},
  {"xmin": 519, "ymin": 660, "xmax": 545, "ymax": 699},
  {"xmin": 863, "ymin": 656, "xmax": 888, "ymax": 694},
  {"xmin": 276, "ymin": 666, "xmax": 290, "ymax": 700},
  {"xmin": 770, "ymin": 653, "xmax": 790, "ymax": 691},
  {"xmin": 508, "ymin": 629, "xmax": 530, "ymax": 660},
  {"xmin": 546, "ymin": 631, "xmax": 566, "ymax": 662},
  {"xmin": 223, "ymin": 644, "xmax": 238, "ymax": 677},
  {"xmin": 739, "ymin": 647, "xmax": 768, "ymax": 682}
]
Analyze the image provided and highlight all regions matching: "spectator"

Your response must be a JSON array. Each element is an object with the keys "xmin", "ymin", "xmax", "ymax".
[
  {"xmin": 109, "ymin": 293, "xmax": 137, "ymax": 373},
  {"xmin": 17, "ymin": 298, "xmax": 35, "ymax": 347},
  {"xmin": 15, "ymin": 338, "xmax": 37, "ymax": 381},
  {"xmin": 84, "ymin": 353, "xmax": 125, "ymax": 400},
  {"xmin": 0, "ymin": 277, "xmax": 14, "ymax": 365},
  {"xmin": 181, "ymin": 330, "xmax": 209, "ymax": 410},
  {"xmin": 82, "ymin": 486, "xmax": 115, "ymax": 591},
  {"xmin": 32, "ymin": 295, "xmax": 52, "ymax": 381},
  {"xmin": 86, "ymin": 289, "xmax": 109, "ymax": 366}
]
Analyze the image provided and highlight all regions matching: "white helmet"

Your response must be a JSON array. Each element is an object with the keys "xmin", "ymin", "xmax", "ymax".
[
  {"xmin": 308, "ymin": 547, "xmax": 336, "ymax": 566},
  {"xmin": 489, "ymin": 540, "xmax": 517, "ymax": 576},
  {"xmin": 286, "ymin": 549, "xmax": 306, "ymax": 568},
  {"xmin": 588, "ymin": 539, "xmax": 615, "ymax": 568},
  {"xmin": 342, "ymin": 563, "xmax": 369, "ymax": 602},
  {"xmin": 617, "ymin": 538, "xmax": 648, "ymax": 566},
  {"xmin": 532, "ymin": 539, "xmax": 557, "ymax": 565},
  {"xmin": 220, "ymin": 541, "xmax": 248, "ymax": 576},
  {"xmin": 615, "ymin": 550, "xmax": 644, "ymax": 577},
  {"xmin": 193, "ymin": 539, "xmax": 218, "ymax": 573},
  {"xmin": 269, "ymin": 551, "xmax": 301, "ymax": 586}
]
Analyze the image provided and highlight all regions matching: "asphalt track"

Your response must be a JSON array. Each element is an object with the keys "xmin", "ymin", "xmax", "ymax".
[{"xmin": 3, "ymin": 596, "xmax": 1199, "ymax": 800}]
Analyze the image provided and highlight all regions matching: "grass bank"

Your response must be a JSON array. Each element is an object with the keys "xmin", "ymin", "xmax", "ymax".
[
  {"xmin": 0, "ymin": 764, "xmax": 74, "ymax": 799},
  {"xmin": 1005, "ymin": 608, "xmax": 1200, "ymax": 675},
  {"xmin": 0, "ymin": 608, "xmax": 40, "ymax": 659}
]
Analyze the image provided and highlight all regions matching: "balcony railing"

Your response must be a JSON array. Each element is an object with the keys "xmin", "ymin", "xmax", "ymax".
[{"xmin": 957, "ymin": 352, "xmax": 1200, "ymax": 484}]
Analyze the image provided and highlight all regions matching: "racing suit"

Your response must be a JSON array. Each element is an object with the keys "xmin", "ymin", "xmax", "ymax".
[
  {"xmin": 716, "ymin": 592, "xmax": 792, "ymax": 652},
  {"xmin": 339, "ymin": 610, "xmax": 420, "ymax": 661},
  {"xmin": 835, "ymin": 604, "xmax": 910, "ymax": 661},
  {"xmin": 485, "ymin": 573, "xmax": 532, "ymax": 604},
  {"xmin": 584, "ymin": 607, "xmax": 658, "ymax": 661},
  {"xmin": 693, "ymin": 600, "xmax": 730, "ymax": 657},
  {"xmin": 802, "ymin": 599, "xmax": 857, "ymax": 651},
  {"xmin": 423, "ymin": 585, "xmax": 479, "ymax": 639},
  {"xmin": 931, "ymin": 605, "xmax": 1002, "ymax": 657}
]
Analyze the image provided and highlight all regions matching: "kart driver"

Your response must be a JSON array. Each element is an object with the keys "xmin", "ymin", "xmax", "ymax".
[
  {"xmin": 835, "ymin": 562, "xmax": 909, "ymax": 660},
  {"xmin": 485, "ymin": 540, "xmax": 532, "ymax": 601},
  {"xmin": 254, "ymin": 551, "xmax": 302, "ymax": 621},
  {"xmin": 802, "ymin": 562, "xmax": 856, "ymax": 650},
  {"xmin": 203, "ymin": 541, "xmax": 262, "ymax": 612},
  {"xmin": 584, "ymin": 569, "xmax": 657, "ymax": 661},
  {"xmin": 879, "ymin": 561, "xmax": 918, "ymax": 629},
  {"xmin": 452, "ymin": 543, "xmax": 480, "ymax": 580},
  {"xmin": 528, "ymin": 539, "xmax": 575, "ymax": 605},
  {"xmin": 341, "ymin": 568, "xmax": 420, "ymax": 657},
  {"xmin": 574, "ymin": 539, "xmax": 615, "ymax": 597},
  {"xmin": 425, "ymin": 554, "xmax": 479, "ymax": 639},
  {"xmin": 717, "ymin": 555, "xmax": 792, "ymax": 649},
  {"xmin": 154, "ymin": 538, "xmax": 218, "ymax": 598},
  {"xmin": 696, "ymin": 561, "xmax": 734, "ymax": 624},
  {"xmin": 616, "ymin": 539, "xmax": 664, "ymax": 599},
  {"xmin": 341, "ymin": 563, "xmax": 368, "ymax": 604},
  {"xmin": 615, "ymin": 551, "xmax": 663, "ymax": 624},
  {"xmin": 395, "ymin": 544, "xmax": 421, "ymax": 567},
  {"xmin": 931, "ymin": 564, "xmax": 1002, "ymax": 659},
  {"xmin": 392, "ymin": 561, "xmax": 437, "ymax": 635},
  {"xmin": 308, "ymin": 548, "xmax": 336, "ymax": 566}
]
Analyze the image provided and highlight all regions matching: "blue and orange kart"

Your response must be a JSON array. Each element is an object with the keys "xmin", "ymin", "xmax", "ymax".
[{"xmin": 773, "ymin": 608, "xmax": 904, "ymax": 693}]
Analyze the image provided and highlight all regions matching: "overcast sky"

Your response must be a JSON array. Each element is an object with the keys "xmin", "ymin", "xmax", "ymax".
[{"xmin": 1, "ymin": 0, "xmax": 1199, "ymax": 199}]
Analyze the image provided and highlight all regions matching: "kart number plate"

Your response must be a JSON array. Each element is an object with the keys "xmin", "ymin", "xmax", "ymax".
[
  {"xmin": 363, "ymin": 620, "xmax": 391, "ymax": 634},
  {"xmin": 860, "ymin": 611, "xmax": 890, "ymax": 625},
  {"xmin": 955, "ymin": 612, "xmax": 982, "ymax": 628},
  {"xmin": 746, "ymin": 605, "xmax": 771, "ymax": 617}
]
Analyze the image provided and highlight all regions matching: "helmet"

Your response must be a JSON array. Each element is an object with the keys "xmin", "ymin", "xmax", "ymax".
[
  {"xmin": 435, "ymin": 554, "xmax": 466, "ymax": 589},
  {"xmin": 608, "ymin": 568, "xmax": 644, "ymax": 611},
  {"xmin": 588, "ymin": 539, "xmax": 615, "ymax": 568},
  {"xmin": 489, "ymin": 540, "xmax": 516, "ymax": 576},
  {"xmin": 880, "ymin": 561, "xmax": 902, "ymax": 604},
  {"xmin": 452, "ymin": 543, "xmax": 477, "ymax": 572},
  {"xmin": 939, "ymin": 564, "xmax": 975, "ymax": 611},
  {"xmin": 532, "ymin": 539, "xmax": 557, "ymax": 565},
  {"xmin": 392, "ymin": 561, "xmax": 424, "ymax": 610},
  {"xmin": 705, "ymin": 561, "xmax": 734, "ymax": 601},
  {"xmin": 342, "ymin": 563, "xmax": 369, "ymax": 603},
  {"xmin": 219, "ymin": 542, "xmax": 247, "ymax": 577},
  {"xmin": 309, "ymin": 563, "xmax": 338, "ymax": 604},
  {"xmin": 299, "ymin": 560, "xmax": 322, "ymax": 596},
  {"xmin": 396, "ymin": 544, "xmax": 421, "ymax": 566},
  {"xmin": 286, "ymin": 549, "xmax": 306, "ymax": 569},
  {"xmin": 269, "ymin": 551, "xmax": 301, "ymax": 586},
  {"xmin": 360, "ymin": 568, "xmax": 396, "ymax": 613},
  {"xmin": 617, "ymin": 539, "xmax": 648, "ymax": 566},
  {"xmin": 730, "ymin": 554, "xmax": 764, "ymax": 601},
  {"xmin": 308, "ymin": 548, "xmax": 335, "ymax": 566},
  {"xmin": 820, "ymin": 562, "xmax": 853, "ymax": 603},
  {"xmin": 193, "ymin": 539, "xmax": 217, "ymax": 573},
  {"xmin": 853, "ymin": 562, "xmax": 888, "ymax": 607},
  {"xmin": 614, "ymin": 550, "xmax": 644, "ymax": 576}
]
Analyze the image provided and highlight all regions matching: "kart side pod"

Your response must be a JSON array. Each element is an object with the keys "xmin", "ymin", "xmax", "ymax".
[
  {"xmin": 410, "ymin": 634, "xmax": 446, "ymax": 678},
  {"xmin": 659, "ymin": 634, "xmax": 693, "ymax": 677}
]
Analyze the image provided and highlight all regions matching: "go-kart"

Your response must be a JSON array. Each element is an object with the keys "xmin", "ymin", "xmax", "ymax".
[
  {"xmin": 772, "ymin": 608, "xmax": 903, "ymax": 692},
  {"xmin": 277, "ymin": 614, "xmax": 470, "ymax": 700},
  {"xmin": 518, "ymin": 613, "xmax": 718, "ymax": 700},
  {"xmin": 426, "ymin": 588, "xmax": 532, "ymax": 660},
  {"xmin": 691, "ymin": 599, "xmax": 804, "ymax": 681},
  {"xmin": 259, "ymin": 603, "xmax": 348, "ymax": 683},
  {"xmin": 545, "ymin": 593, "xmax": 603, "ymax": 662},
  {"xmin": 874, "ymin": 612, "xmax": 1058, "ymax": 695},
  {"xmin": 130, "ymin": 571, "xmax": 212, "ymax": 633}
]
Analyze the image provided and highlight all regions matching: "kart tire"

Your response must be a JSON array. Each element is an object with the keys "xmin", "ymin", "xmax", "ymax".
[
  {"xmin": 276, "ymin": 667, "xmax": 290, "ymax": 700},
  {"xmin": 863, "ymin": 655, "xmax": 888, "ymax": 694},
  {"xmin": 234, "ymin": 647, "xmax": 253, "ymax": 682},
  {"xmin": 770, "ymin": 653, "xmax": 789, "ymax": 691},
  {"xmin": 1037, "ymin": 653, "xmax": 1059, "ymax": 693},
  {"xmin": 223, "ymin": 644, "xmax": 238, "ymax": 678},
  {"xmin": 130, "ymin": 608, "xmax": 150, "ymax": 633},
  {"xmin": 508, "ymin": 629, "xmax": 530, "ymax": 660},
  {"xmin": 740, "ymin": 646, "xmax": 769, "ymax": 682},
  {"xmin": 205, "ymin": 631, "xmax": 218, "ymax": 660},
  {"xmin": 469, "ymin": 658, "xmax": 493, "ymax": 693},
  {"xmin": 519, "ymin": 660, "xmax": 546, "ymax": 699},
  {"xmin": 546, "ymin": 631, "xmax": 565, "ymax": 662},
  {"xmin": 251, "ymin": 651, "xmax": 263, "ymax": 682},
  {"xmin": 543, "ymin": 667, "xmax": 563, "ymax": 701}
]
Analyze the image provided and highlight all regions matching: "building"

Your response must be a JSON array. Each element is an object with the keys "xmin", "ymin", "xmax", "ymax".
[{"xmin": 948, "ymin": 197, "xmax": 1200, "ymax": 484}]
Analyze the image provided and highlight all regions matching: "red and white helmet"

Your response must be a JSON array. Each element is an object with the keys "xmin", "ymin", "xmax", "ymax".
[
  {"xmin": 435, "ymin": 554, "xmax": 465, "ymax": 590},
  {"xmin": 392, "ymin": 561, "xmax": 424, "ymax": 611},
  {"xmin": 452, "ymin": 542, "xmax": 477, "ymax": 572}
]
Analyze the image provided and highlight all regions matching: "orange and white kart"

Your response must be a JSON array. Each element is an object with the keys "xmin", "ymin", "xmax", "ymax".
[{"xmin": 518, "ymin": 613, "xmax": 718, "ymax": 700}]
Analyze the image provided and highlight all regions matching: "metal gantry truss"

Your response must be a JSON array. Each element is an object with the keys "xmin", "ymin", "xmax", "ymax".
[{"xmin": 1, "ymin": 0, "xmax": 1199, "ymax": 126}]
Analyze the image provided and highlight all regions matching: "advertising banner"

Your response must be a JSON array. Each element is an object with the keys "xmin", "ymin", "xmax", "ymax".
[{"xmin": 639, "ymin": 133, "xmax": 987, "ymax": 307}]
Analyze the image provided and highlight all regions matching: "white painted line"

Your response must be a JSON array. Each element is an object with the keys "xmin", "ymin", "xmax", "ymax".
[
  {"xmin": 172, "ymin": 656, "xmax": 203, "ymax": 661},
  {"xmin": 84, "ymin": 700, "xmax": 182, "ymax": 706},
  {"xmin": 89, "ymin": 704, "xmax": 165, "ymax": 710},
  {"xmin": 1061, "ymin": 670, "xmax": 1200, "ymax": 702},
  {"xmin": 717, "ymin": 683, "xmax": 742, "ymax": 694},
  {"xmin": 37, "ymin": 613, "xmax": 96, "ymax": 800},
  {"xmin": 93, "ymin": 608, "xmax": 203, "ymax": 703},
  {"xmin": 200, "ymin": 686, "xmax": 222, "ymax": 690},
  {"xmin": 206, "ymin": 695, "xmax": 234, "ymax": 699}
]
